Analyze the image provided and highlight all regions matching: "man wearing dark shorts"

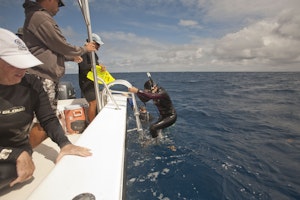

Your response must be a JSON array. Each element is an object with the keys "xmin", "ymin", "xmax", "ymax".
[{"xmin": 78, "ymin": 33, "xmax": 104, "ymax": 122}]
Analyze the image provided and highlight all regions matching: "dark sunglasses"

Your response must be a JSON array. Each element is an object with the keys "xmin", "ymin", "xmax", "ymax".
[{"xmin": 58, "ymin": 0, "xmax": 65, "ymax": 7}]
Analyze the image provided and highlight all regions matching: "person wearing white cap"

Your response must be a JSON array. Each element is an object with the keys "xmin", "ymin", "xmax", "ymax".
[
  {"xmin": 0, "ymin": 28, "xmax": 92, "ymax": 190},
  {"xmin": 78, "ymin": 33, "xmax": 105, "ymax": 122}
]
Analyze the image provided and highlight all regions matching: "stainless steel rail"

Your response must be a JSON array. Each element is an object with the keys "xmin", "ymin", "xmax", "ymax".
[{"xmin": 101, "ymin": 79, "xmax": 143, "ymax": 134}]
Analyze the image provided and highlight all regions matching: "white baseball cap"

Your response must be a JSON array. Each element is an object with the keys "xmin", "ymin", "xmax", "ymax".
[
  {"xmin": 0, "ymin": 28, "xmax": 42, "ymax": 69},
  {"xmin": 92, "ymin": 33, "xmax": 104, "ymax": 45}
]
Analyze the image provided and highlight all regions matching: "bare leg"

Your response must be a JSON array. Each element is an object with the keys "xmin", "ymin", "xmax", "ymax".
[{"xmin": 88, "ymin": 100, "xmax": 97, "ymax": 123}]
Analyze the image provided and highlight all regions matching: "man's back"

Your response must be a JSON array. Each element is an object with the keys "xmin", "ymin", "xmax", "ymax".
[{"xmin": 23, "ymin": 0, "xmax": 87, "ymax": 82}]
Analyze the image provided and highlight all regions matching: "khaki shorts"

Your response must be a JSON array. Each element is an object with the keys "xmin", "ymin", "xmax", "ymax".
[
  {"xmin": 40, "ymin": 78, "xmax": 58, "ymax": 112},
  {"xmin": 32, "ymin": 77, "xmax": 58, "ymax": 123}
]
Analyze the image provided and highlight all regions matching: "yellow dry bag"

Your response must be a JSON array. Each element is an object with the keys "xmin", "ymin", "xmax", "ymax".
[{"xmin": 86, "ymin": 65, "xmax": 115, "ymax": 84}]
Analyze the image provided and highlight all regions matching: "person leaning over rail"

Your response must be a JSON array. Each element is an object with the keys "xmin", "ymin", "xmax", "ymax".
[
  {"xmin": 78, "ymin": 33, "xmax": 104, "ymax": 123},
  {"xmin": 128, "ymin": 78, "xmax": 177, "ymax": 138},
  {"xmin": 0, "ymin": 28, "xmax": 92, "ymax": 190},
  {"xmin": 22, "ymin": 0, "xmax": 96, "ymax": 147}
]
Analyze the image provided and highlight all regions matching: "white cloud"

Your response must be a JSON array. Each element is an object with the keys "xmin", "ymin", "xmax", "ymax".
[
  {"xmin": 2, "ymin": 0, "xmax": 299, "ymax": 72},
  {"xmin": 178, "ymin": 19, "xmax": 202, "ymax": 30},
  {"xmin": 187, "ymin": 0, "xmax": 300, "ymax": 22},
  {"xmin": 65, "ymin": 7, "xmax": 300, "ymax": 73},
  {"xmin": 274, "ymin": 9, "xmax": 300, "ymax": 40},
  {"xmin": 96, "ymin": 7, "xmax": 300, "ymax": 72},
  {"xmin": 208, "ymin": 8, "xmax": 300, "ymax": 71}
]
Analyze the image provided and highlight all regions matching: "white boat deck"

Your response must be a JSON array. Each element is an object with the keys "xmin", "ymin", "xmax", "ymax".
[{"xmin": 0, "ymin": 94, "xmax": 128, "ymax": 200}]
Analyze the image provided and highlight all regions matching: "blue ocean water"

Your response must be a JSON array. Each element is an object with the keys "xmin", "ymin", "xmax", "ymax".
[{"xmin": 61, "ymin": 72, "xmax": 300, "ymax": 200}]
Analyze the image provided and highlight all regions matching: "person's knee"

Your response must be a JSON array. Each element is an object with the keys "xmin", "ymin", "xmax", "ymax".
[
  {"xmin": 29, "ymin": 123, "xmax": 48, "ymax": 148},
  {"xmin": 89, "ymin": 100, "xmax": 97, "ymax": 108}
]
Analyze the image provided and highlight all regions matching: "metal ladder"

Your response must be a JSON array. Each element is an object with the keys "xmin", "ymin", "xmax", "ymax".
[{"xmin": 100, "ymin": 78, "xmax": 143, "ymax": 134}]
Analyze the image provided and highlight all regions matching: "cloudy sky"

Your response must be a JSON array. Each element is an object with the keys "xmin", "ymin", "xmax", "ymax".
[{"xmin": 1, "ymin": 0, "xmax": 300, "ymax": 73}]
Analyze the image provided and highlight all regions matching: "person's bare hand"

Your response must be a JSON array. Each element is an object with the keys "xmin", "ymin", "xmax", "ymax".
[
  {"xmin": 56, "ymin": 144, "xmax": 92, "ymax": 163},
  {"xmin": 100, "ymin": 65, "xmax": 106, "ymax": 72},
  {"xmin": 128, "ymin": 87, "xmax": 138, "ymax": 93},
  {"xmin": 10, "ymin": 151, "xmax": 35, "ymax": 187},
  {"xmin": 85, "ymin": 42, "xmax": 96, "ymax": 52},
  {"xmin": 74, "ymin": 56, "xmax": 83, "ymax": 63}
]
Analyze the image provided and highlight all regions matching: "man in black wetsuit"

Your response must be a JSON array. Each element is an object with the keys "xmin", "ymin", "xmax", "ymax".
[
  {"xmin": 128, "ymin": 78, "xmax": 177, "ymax": 138},
  {"xmin": 0, "ymin": 28, "xmax": 92, "ymax": 190}
]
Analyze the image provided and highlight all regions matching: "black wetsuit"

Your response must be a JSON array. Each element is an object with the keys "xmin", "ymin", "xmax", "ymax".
[
  {"xmin": 137, "ymin": 87, "xmax": 177, "ymax": 137},
  {"xmin": 0, "ymin": 74, "xmax": 70, "ymax": 184}
]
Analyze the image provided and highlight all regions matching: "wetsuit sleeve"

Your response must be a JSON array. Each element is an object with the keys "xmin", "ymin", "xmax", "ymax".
[
  {"xmin": 136, "ymin": 90, "xmax": 151, "ymax": 103},
  {"xmin": 137, "ymin": 89, "xmax": 165, "ymax": 100},
  {"xmin": 30, "ymin": 77, "xmax": 71, "ymax": 148},
  {"xmin": 137, "ymin": 87, "xmax": 175, "ymax": 116}
]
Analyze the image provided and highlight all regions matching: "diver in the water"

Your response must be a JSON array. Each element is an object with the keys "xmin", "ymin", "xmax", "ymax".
[
  {"xmin": 138, "ymin": 105, "xmax": 153, "ymax": 123},
  {"xmin": 128, "ymin": 74, "xmax": 177, "ymax": 138}
]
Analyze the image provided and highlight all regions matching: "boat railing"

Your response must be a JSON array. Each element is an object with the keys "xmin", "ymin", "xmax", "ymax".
[
  {"xmin": 96, "ymin": 76, "xmax": 120, "ymax": 111},
  {"xmin": 78, "ymin": 0, "xmax": 143, "ymax": 134},
  {"xmin": 101, "ymin": 79, "xmax": 143, "ymax": 134}
]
